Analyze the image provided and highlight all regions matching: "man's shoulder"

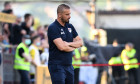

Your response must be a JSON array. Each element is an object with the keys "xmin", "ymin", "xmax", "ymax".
[
  {"xmin": 48, "ymin": 22, "xmax": 58, "ymax": 30},
  {"xmin": 67, "ymin": 23, "xmax": 72, "ymax": 26},
  {"xmin": 67, "ymin": 23, "xmax": 74, "ymax": 29}
]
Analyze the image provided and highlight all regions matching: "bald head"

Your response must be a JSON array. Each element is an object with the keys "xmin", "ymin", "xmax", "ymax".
[{"xmin": 57, "ymin": 4, "xmax": 70, "ymax": 14}]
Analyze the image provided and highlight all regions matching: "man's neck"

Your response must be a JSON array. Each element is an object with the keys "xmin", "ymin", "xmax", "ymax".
[
  {"xmin": 23, "ymin": 42, "xmax": 28, "ymax": 47},
  {"xmin": 57, "ymin": 18, "xmax": 65, "ymax": 27}
]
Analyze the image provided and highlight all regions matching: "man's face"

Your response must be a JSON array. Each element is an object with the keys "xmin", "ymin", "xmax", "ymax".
[
  {"xmin": 60, "ymin": 9, "xmax": 71, "ymax": 23},
  {"xmin": 35, "ymin": 37, "xmax": 41, "ymax": 43},
  {"xmin": 17, "ymin": 18, "xmax": 22, "ymax": 23},
  {"xmin": 125, "ymin": 45, "xmax": 132, "ymax": 51},
  {"xmin": 5, "ymin": 4, "xmax": 12, "ymax": 10}
]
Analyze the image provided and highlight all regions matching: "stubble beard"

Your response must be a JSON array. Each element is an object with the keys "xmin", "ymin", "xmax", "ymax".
[{"xmin": 61, "ymin": 17, "xmax": 69, "ymax": 23}]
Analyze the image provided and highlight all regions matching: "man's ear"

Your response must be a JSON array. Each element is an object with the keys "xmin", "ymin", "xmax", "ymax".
[{"xmin": 58, "ymin": 13, "xmax": 62, "ymax": 18}]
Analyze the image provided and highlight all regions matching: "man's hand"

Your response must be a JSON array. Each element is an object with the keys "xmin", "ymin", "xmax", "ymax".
[
  {"xmin": 64, "ymin": 41, "xmax": 70, "ymax": 46},
  {"xmin": 68, "ymin": 36, "xmax": 83, "ymax": 48},
  {"xmin": 22, "ymin": 53, "xmax": 32, "ymax": 62},
  {"xmin": 125, "ymin": 55, "xmax": 129, "ymax": 60},
  {"xmin": 21, "ymin": 30, "xmax": 26, "ymax": 35},
  {"xmin": 53, "ymin": 38, "xmax": 75, "ymax": 52}
]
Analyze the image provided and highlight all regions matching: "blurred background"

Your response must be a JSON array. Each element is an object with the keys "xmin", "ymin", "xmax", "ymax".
[{"xmin": 0, "ymin": 0, "xmax": 140, "ymax": 84}]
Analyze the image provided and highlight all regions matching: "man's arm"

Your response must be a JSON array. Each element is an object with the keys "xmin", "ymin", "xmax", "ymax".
[
  {"xmin": 69, "ymin": 36, "xmax": 83, "ymax": 48},
  {"xmin": 0, "ymin": 35, "xmax": 3, "ymax": 42},
  {"xmin": 21, "ymin": 53, "xmax": 32, "ymax": 62},
  {"xmin": 30, "ymin": 49, "xmax": 37, "ymax": 66},
  {"xmin": 53, "ymin": 38, "xmax": 75, "ymax": 52}
]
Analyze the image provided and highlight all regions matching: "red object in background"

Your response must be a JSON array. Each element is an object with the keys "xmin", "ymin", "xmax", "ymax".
[
  {"xmin": 79, "ymin": 82, "xmax": 85, "ymax": 84},
  {"xmin": 9, "ymin": 48, "xmax": 12, "ymax": 53}
]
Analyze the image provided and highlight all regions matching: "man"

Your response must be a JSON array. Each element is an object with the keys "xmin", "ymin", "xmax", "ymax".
[
  {"xmin": 2, "ymin": 1, "xmax": 12, "ymax": 13},
  {"xmin": 2, "ymin": 9, "xmax": 14, "ymax": 44},
  {"xmin": 14, "ymin": 35, "xmax": 32, "ymax": 84},
  {"xmin": 121, "ymin": 43, "xmax": 139, "ymax": 84},
  {"xmin": 13, "ymin": 15, "xmax": 26, "ymax": 45},
  {"xmin": 72, "ymin": 48, "xmax": 81, "ymax": 84},
  {"xmin": 48, "ymin": 4, "xmax": 83, "ymax": 84},
  {"xmin": 29, "ymin": 35, "xmax": 41, "ymax": 84},
  {"xmin": 21, "ymin": 13, "xmax": 33, "ymax": 35}
]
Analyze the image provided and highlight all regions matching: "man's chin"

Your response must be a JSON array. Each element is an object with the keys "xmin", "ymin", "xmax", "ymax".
[{"xmin": 66, "ymin": 20, "xmax": 69, "ymax": 23}]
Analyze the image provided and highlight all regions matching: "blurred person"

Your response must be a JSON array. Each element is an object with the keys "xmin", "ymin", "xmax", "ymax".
[
  {"xmin": 2, "ymin": 1, "xmax": 12, "ymax": 13},
  {"xmin": 37, "ymin": 26, "xmax": 46, "ymax": 40},
  {"xmin": 44, "ymin": 24, "xmax": 49, "ymax": 31},
  {"xmin": 72, "ymin": 48, "xmax": 81, "ymax": 84},
  {"xmin": 43, "ymin": 24, "xmax": 49, "ymax": 49},
  {"xmin": 44, "ymin": 24, "xmax": 49, "ymax": 42},
  {"xmin": 12, "ymin": 15, "xmax": 26, "ymax": 45},
  {"xmin": 112, "ymin": 39, "xmax": 118, "ymax": 47},
  {"xmin": 79, "ymin": 46, "xmax": 98, "ymax": 84},
  {"xmin": 40, "ymin": 39, "xmax": 49, "ymax": 65},
  {"xmin": 3, "ymin": 9, "xmax": 14, "ymax": 44},
  {"xmin": 40, "ymin": 31, "xmax": 49, "ymax": 65},
  {"xmin": 14, "ymin": 35, "xmax": 32, "ymax": 84},
  {"xmin": 48, "ymin": 4, "xmax": 83, "ymax": 84},
  {"xmin": 37, "ymin": 25, "xmax": 49, "ymax": 56},
  {"xmin": 29, "ymin": 35, "xmax": 41, "ymax": 84},
  {"xmin": 30, "ymin": 31, "xmax": 37, "ymax": 38},
  {"xmin": 121, "ymin": 42, "xmax": 139, "ymax": 84},
  {"xmin": 21, "ymin": 13, "xmax": 33, "ymax": 35},
  {"xmin": 30, "ymin": 30, "xmax": 38, "ymax": 44},
  {"xmin": 108, "ymin": 39, "xmax": 125, "ymax": 84},
  {"xmin": 2, "ymin": 33, "xmax": 10, "ymax": 53}
]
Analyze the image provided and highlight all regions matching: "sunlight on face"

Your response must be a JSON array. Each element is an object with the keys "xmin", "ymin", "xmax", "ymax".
[{"xmin": 60, "ymin": 9, "xmax": 71, "ymax": 23}]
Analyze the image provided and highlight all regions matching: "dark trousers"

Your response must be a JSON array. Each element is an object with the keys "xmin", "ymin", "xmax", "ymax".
[
  {"xmin": 18, "ymin": 70, "xmax": 30, "ymax": 84},
  {"xmin": 48, "ymin": 64, "xmax": 74, "ymax": 84},
  {"xmin": 96, "ymin": 69, "xmax": 103, "ymax": 84},
  {"xmin": 127, "ymin": 68, "xmax": 139, "ymax": 84},
  {"xmin": 112, "ymin": 66, "xmax": 125, "ymax": 84},
  {"xmin": 74, "ymin": 68, "xmax": 80, "ymax": 84}
]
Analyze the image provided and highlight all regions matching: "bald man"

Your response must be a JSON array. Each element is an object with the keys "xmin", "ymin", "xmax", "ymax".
[{"xmin": 48, "ymin": 4, "xmax": 83, "ymax": 84}]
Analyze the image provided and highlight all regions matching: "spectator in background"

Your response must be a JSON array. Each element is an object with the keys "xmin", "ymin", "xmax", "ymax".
[
  {"xmin": 44, "ymin": 24, "xmax": 49, "ymax": 45},
  {"xmin": 72, "ymin": 49, "xmax": 81, "ymax": 84},
  {"xmin": 121, "ymin": 43, "xmax": 139, "ymax": 84},
  {"xmin": 40, "ymin": 39, "xmax": 49, "ymax": 65},
  {"xmin": 12, "ymin": 15, "xmax": 26, "ymax": 45},
  {"xmin": 79, "ymin": 46, "xmax": 98, "ymax": 84},
  {"xmin": 2, "ymin": 1, "xmax": 12, "ymax": 13},
  {"xmin": 39, "ymin": 25, "xmax": 49, "ymax": 65},
  {"xmin": 29, "ymin": 35, "xmax": 41, "ymax": 84},
  {"xmin": 3, "ymin": 9, "xmax": 14, "ymax": 44},
  {"xmin": 30, "ymin": 31, "xmax": 38, "ymax": 44},
  {"xmin": 108, "ymin": 39, "xmax": 125, "ymax": 84},
  {"xmin": 14, "ymin": 35, "xmax": 32, "ymax": 84},
  {"xmin": 112, "ymin": 39, "xmax": 118, "ymax": 47},
  {"xmin": 44, "ymin": 24, "xmax": 49, "ymax": 31},
  {"xmin": 21, "ymin": 13, "xmax": 33, "ymax": 35},
  {"xmin": 37, "ymin": 26, "xmax": 46, "ymax": 40}
]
